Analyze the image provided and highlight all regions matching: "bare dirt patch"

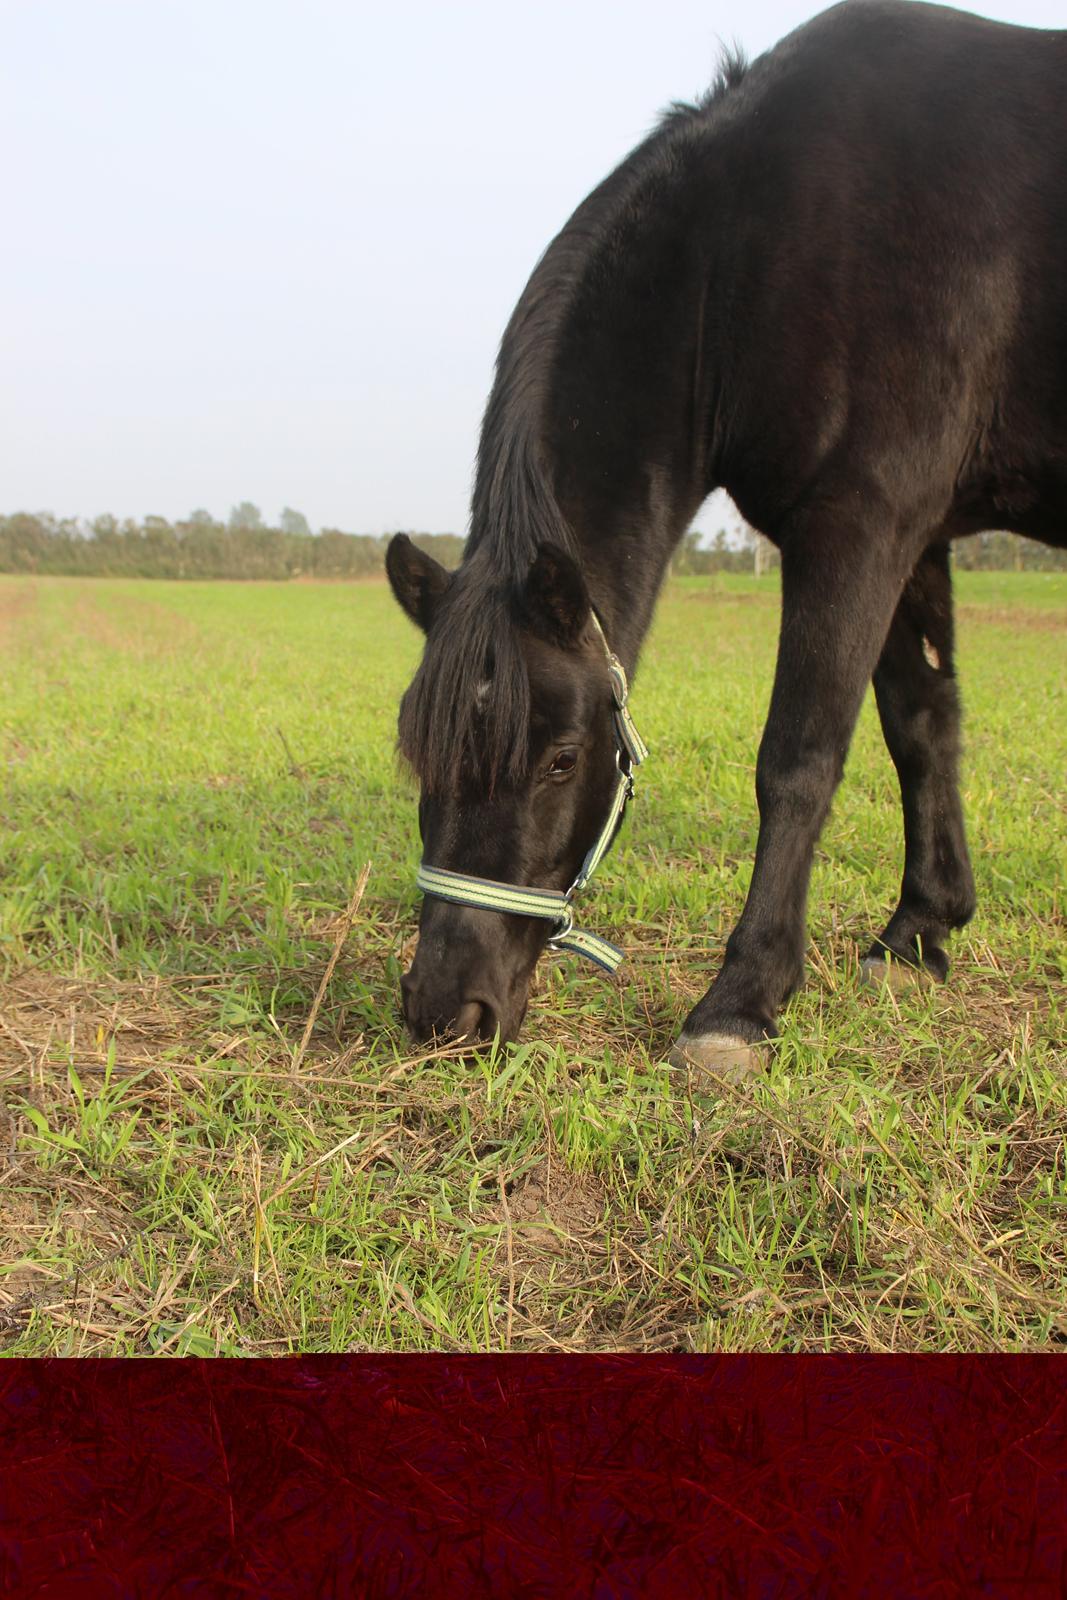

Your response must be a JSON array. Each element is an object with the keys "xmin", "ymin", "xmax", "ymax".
[
  {"xmin": 70, "ymin": 590, "xmax": 203, "ymax": 658},
  {"xmin": 492, "ymin": 1163, "xmax": 607, "ymax": 1259},
  {"xmin": 0, "ymin": 581, "xmax": 38, "ymax": 650},
  {"xmin": 682, "ymin": 586, "xmax": 777, "ymax": 607},
  {"xmin": 0, "ymin": 970, "xmax": 192, "ymax": 1077},
  {"xmin": 1, "ymin": 971, "xmax": 235, "ymax": 1345},
  {"xmin": 959, "ymin": 604, "xmax": 1066, "ymax": 633}
]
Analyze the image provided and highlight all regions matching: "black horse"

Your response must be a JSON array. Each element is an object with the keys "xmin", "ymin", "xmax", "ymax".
[{"xmin": 386, "ymin": 0, "xmax": 1066, "ymax": 1077}]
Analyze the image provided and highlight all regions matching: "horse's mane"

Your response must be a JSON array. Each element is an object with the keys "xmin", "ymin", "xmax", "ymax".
[
  {"xmin": 659, "ymin": 44, "xmax": 749, "ymax": 127},
  {"xmin": 398, "ymin": 47, "xmax": 748, "ymax": 795}
]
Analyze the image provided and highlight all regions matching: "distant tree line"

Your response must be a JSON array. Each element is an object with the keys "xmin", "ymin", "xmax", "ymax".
[
  {"xmin": 671, "ymin": 526, "xmax": 1067, "ymax": 576},
  {"xmin": 949, "ymin": 529, "xmax": 1067, "ymax": 571},
  {"xmin": 0, "ymin": 506, "xmax": 465, "ymax": 580},
  {"xmin": 1, "ymin": 506, "xmax": 1062, "ymax": 580},
  {"xmin": 671, "ymin": 529, "xmax": 780, "ymax": 575}
]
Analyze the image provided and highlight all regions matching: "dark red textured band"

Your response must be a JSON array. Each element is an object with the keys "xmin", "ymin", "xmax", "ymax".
[{"xmin": 3, "ymin": 1356, "xmax": 1065, "ymax": 1596}]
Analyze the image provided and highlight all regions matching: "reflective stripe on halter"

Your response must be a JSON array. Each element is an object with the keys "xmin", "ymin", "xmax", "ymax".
[{"xmin": 414, "ymin": 611, "xmax": 648, "ymax": 975}]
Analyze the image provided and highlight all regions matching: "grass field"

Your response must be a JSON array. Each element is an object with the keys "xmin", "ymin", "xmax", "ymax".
[{"xmin": 1, "ymin": 570, "xmax": 1064, "ymax": 1354}]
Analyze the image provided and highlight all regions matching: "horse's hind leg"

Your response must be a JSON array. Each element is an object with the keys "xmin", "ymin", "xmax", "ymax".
[{"xmin": 861, "ymin": 542, "xmax": 976, "ymax": 985}]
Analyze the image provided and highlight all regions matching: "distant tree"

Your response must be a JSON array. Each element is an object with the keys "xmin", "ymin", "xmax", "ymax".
[
  {"xmin": 671, "ymin": 529, "xmax": 705, "ymax": 575},
  {"xmin": 753, "ymin": 533, "xmax": 776, "ymax": 576},
  {"xmin": 316, "ymin": 529, "xmax": 382, "ymax": 577},
  {"xmin": 410, "ymin": 531, "xmax": 465, "ymax": 569},
  {"xmin": 187, "ymin": 508, "xmax": 216, "ymax": 527},
  {"xmin": 228, "ymin": 501, "xmax": 263, "ymax": 531},
  {"xmin": 709, "ymin": 529, "xmax": 738, "ymax": 570},
  {"xmin": 0, "ymin": 512, "xmax": 51, "ymax": 572},
  {"xmin": 279, "ymin": 507, "xmax": 311, "ymax": 538}
]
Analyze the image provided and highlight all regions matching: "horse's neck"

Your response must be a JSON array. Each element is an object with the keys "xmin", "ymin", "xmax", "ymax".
[
  {"xmin": 541, "ymin": 258, "xmax": 714, "ymax": 673},
  {"xmin": 552, "ymin": 415, "xmax": 709, "ymax": 674},
  {"xmin": 578, "ymin": 548, "xmax": 666, "ymax": 672}
]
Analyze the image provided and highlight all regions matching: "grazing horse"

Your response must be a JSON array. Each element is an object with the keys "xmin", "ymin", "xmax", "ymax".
[{"xmin": 386, "ymin": 0, "xmax": 1067, "ymax": 1077}]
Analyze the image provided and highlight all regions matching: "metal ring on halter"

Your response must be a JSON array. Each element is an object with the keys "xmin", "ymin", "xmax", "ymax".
[{"xmin": 547, "ymin": 902, "xmax": 575, "ymax": 948}]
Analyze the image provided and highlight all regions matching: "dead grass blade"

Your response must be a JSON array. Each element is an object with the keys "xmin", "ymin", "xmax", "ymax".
[{"xmin": 290, "ymin": 863, "xmax": 371, "ymax": 1073}]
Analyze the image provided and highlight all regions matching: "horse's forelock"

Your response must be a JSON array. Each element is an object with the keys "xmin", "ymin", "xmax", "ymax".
[{"xmin": 397, "ymin": 577, "xmax": 531, "ymax": 795}]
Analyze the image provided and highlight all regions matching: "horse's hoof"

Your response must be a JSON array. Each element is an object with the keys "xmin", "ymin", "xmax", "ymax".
[
  {"xmin": 667, "ymin": 1032, "xmax": 764, "ymax": 1087},
  {"xmin": 858, "ymin": 955, "xmax": 930, "ymax": 992}
]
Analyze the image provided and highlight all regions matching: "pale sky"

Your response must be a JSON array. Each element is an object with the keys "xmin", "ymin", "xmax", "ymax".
[{"xmin": 3, "ymin": 0, "xmax": 1061, "ymax": 534}]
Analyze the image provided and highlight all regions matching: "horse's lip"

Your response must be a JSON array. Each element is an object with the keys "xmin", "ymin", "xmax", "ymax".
[{"xmin": 403, "ymin": 987, "xmax": 529, "ymax": 1048}]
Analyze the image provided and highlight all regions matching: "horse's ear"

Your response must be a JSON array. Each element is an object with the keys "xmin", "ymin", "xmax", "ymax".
[
  {"xmin": 386, "ymin": 534, "xmax": 451, "ymax": 632},
  {"xmin": 522, "ymin": 542, "xmax": 590, "ymax": 646}
]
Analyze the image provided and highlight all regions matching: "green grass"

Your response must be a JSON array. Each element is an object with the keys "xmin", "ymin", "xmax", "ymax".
[{"xmin": 1, "ymin": 570, "xmax": 1064, "ymax": 1353}]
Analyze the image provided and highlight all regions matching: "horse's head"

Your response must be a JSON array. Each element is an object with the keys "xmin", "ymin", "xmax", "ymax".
[{"xmin": 386, "ymin": 533, "xmax": 630, "ymax": 1045}]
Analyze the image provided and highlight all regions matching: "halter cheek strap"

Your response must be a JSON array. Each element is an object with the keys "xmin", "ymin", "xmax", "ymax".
[{"xmin": 414, "ymin": 611, "xmax": 648, "ymax": 974}]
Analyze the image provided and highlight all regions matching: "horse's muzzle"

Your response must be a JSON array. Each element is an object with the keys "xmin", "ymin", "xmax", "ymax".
[
  {"xmin": 398, "ymin": 907, "xmax": 535, "ymax": 1046},
  {"xmin": 400, "ymin": 973, "xmax": 507, "ymax": 1045}
]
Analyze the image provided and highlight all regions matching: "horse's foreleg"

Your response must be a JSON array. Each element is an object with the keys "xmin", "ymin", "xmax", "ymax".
[
  {"xmin": 861, "ymin": 542, "xmax": 975, "ymax": 987},
  {"xmin": 670, "ymin": 516, "xmax": 915, "ymax": 1082}
]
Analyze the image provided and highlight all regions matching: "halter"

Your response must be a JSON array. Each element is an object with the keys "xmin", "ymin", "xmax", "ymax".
[{"xmin": 414, "ymin": 611, "xmax": 649, "ymax": 973}]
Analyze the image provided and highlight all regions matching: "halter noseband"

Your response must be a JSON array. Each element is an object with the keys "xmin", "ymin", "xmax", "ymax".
[{"xmin": 414, "ymin": 611, "xmax": 648, "ymax": 973}]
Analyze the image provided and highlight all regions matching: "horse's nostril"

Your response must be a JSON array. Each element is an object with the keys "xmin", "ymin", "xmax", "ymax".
[
  {"xmin": 478, "ymin": 1002, "xmax": 499, "ymax": 1040},
  {"xmin": 450, "ymin": 1001, "xmax": 485, "ymax": 1042},
  {"xmin": 399, "ymin": 976, "xmax": 504, "ymax": 1046}
]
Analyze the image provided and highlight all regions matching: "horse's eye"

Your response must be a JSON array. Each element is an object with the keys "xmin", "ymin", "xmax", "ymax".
[{"xmin": 547, "ymin": 749, "xmax": 578, "ymax": 778}]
